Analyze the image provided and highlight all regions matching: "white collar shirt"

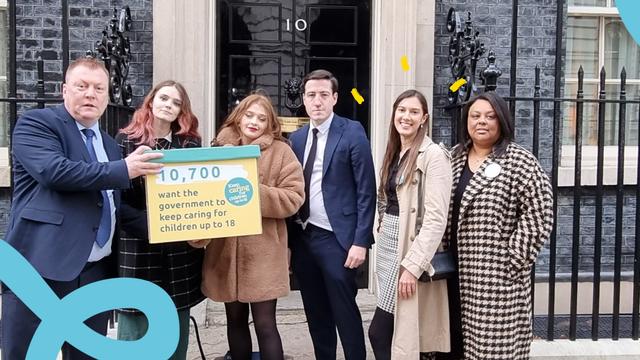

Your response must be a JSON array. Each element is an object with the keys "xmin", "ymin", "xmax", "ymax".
[
  {"xmin": 76, "ymin": 121, "xmax": 116, "ymax": 262},
  {"xmin": 302, "ymin": 113, "xmax": 334, "ymax": 231}
]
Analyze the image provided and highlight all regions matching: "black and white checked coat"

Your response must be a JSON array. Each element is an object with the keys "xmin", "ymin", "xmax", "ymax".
[
  {"xmin": 115, "ymin": 132, "xmax": 205, "ymax": 311},
  {"xmin": 443, "ymin": 142, "xmax": 553, "ymax": 359}
]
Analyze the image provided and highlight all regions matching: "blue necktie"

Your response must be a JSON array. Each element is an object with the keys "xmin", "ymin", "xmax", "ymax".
[{"xmin": 82, "ymin": 129, "xmax": 111, "ymax": 248}]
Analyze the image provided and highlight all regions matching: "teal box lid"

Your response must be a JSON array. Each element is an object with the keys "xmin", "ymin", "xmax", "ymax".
[{"xmin": 146, "ymin": 145, "xmax": 261, "ymax": 163}]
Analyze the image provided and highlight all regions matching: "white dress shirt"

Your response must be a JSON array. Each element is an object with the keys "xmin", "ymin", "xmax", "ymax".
[
  {"xmin": 76, "ymin": 121, "xmax": 116, "ymax": 262},
  {"xmin": 302, "ymin": 113, "xmax": 334, "ymax": 231}
]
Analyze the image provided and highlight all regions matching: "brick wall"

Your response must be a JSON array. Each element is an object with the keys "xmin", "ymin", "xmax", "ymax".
[
  {"xmin": 2, "ymin": 0, "xmax": 153, "ymax": 237},
  {"xmin": 431, "ymin": 0, "xmax": 636, "ymax": 276},
  {"xmin": 14, "ymin": 0, "xmax": 152, "ymax": 106}
]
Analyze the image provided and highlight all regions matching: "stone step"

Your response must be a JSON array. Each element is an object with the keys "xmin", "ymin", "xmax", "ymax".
[{"xmin": 530, "ymin": 339, "xmax": 640, "ymax": 359}]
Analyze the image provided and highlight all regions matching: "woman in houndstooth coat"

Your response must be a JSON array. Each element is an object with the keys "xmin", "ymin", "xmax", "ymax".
[{"xmin": 439, "ymin": 92, "xmax": 553, "ymax": 360}]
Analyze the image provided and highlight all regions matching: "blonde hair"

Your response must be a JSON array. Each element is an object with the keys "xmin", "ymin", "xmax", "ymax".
[
  {"xmin": 215, "ymin": 94, "xmax": 285, "ymax": 144},
  {"xmin": 65, "ymin": 57, "xmax": 109, "ymax": 83}
]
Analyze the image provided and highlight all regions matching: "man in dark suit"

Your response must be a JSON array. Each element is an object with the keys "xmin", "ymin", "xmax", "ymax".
[
  {"xmin": 0, "ymin": 57, "xmax": 163, "ymax": 360},
  {"xmin": 289, "ymin": 69, "xmax": 376, "ymax": 360}
]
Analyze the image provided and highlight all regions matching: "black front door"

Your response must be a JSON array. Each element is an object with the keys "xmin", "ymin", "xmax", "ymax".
[{"xmin": 217, "ymin": 0, "xmax": 371, "ymax": 133}]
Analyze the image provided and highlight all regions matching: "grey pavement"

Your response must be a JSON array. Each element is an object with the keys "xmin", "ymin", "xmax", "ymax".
[
  {"xmin": 186, "ymin": 289, "xmax": 378, "ymax": 360},
  {"xmin": 0, "ymin": 288, "xmax": 376, "ymax": 360},
  {"xmin": 7, "ymin": 288, "xmax": 636, "ymax": 359}
]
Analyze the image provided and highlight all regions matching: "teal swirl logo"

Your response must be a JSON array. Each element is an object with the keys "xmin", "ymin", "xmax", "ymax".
[
  {"xmin": 617, "ymin": 1, "xmax": 640, "ymax": 46},
  {"xmin": 0, "ymin": 240, "xmax": 179, "ymax": 359}
]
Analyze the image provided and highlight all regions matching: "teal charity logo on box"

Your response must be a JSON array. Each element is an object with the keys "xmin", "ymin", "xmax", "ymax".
[{"xmin": 225, "ymin": 177, "xmax": 254, "ymax": 206}]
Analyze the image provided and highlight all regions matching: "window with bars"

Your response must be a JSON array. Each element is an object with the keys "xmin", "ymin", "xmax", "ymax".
[
  {"xmin": 564, "ymin": 0, "xmax": 640, "ymax": 147},
  {"xmin": 558, "ymin": 0, "xmax": 640, "ymax": 186}
]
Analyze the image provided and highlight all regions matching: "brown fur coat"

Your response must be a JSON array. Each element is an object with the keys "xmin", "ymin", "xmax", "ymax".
[{"xmin": 202, "ymin": 127, "xmax": 304, "ymax": 302}]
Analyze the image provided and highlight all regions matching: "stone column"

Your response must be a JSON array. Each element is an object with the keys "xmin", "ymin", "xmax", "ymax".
[
  {"xmin": 369, "ymin": 0, "xmax": 436, "ymax": 290},
  {"xmin": 153, "ymin": 0, "xmax": 216, "ymax": 143}
]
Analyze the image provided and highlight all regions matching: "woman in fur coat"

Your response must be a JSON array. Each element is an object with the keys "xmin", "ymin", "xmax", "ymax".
[{"xmin": 201, "ymin": 94, "xmax": 305, "ymax": 360}]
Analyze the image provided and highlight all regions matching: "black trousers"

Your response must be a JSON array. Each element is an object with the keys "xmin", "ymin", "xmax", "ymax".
[{"xmin": 291, "ymin": 224, "xmax": 366, "ymax": 360}]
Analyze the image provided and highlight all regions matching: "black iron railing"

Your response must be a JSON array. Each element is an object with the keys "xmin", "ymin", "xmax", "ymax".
[{"xmin": 0, "ymin": 56, "xmax": 134, "ymax": 138}]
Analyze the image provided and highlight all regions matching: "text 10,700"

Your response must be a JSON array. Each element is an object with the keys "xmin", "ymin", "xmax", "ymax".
[{"xmin": 158, "ymin": 166, "xmax": 221, "ymax": 184}]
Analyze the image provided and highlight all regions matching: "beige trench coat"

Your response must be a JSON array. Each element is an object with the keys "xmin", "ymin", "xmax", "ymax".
[{"xmin": 378, "ymin": 135, "xmax": 453, "ymax": 359}]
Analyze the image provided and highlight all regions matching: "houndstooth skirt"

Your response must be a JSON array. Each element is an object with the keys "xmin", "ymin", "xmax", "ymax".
[{"xmin": 376, "ymin": 213, "xmax": 400, "ymax": 314}]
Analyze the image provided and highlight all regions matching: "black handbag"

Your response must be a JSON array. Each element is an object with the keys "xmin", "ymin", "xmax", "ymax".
[
  {"xmin": 413, "ymin": 143, "xmax": 457, "ymax": 282},
  {"xmin": 418, "ymin": 251, "xmax": 456, "ymax": 282}
]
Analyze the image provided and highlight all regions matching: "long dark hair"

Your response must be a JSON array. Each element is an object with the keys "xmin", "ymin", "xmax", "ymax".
[
  {"xmin": 454, "ymin": 92, "xmax": 514, "ymax": 157},
  {"xmin": 380, "ymin": 89, "xmax": 430, "ymax": 190}
]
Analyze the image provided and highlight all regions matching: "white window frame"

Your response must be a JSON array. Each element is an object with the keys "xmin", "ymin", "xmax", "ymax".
[
  {"xmin": 0, "ymin": 0, "xmax": 7, "ymax": 85},
  {"xmin": 559, "ymin": 1, "xmax": 640, "ymax": 186}
]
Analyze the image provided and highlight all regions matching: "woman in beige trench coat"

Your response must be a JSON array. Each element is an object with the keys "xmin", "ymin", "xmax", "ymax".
[{"xmin": 369, "ymin": 89, "xmax": 453, "ymax": 359}]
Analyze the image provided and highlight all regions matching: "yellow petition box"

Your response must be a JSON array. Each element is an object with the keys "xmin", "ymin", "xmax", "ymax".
[{"xmin": 145, "ymin": 146, "xmax": 262, "ymax": 244}]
